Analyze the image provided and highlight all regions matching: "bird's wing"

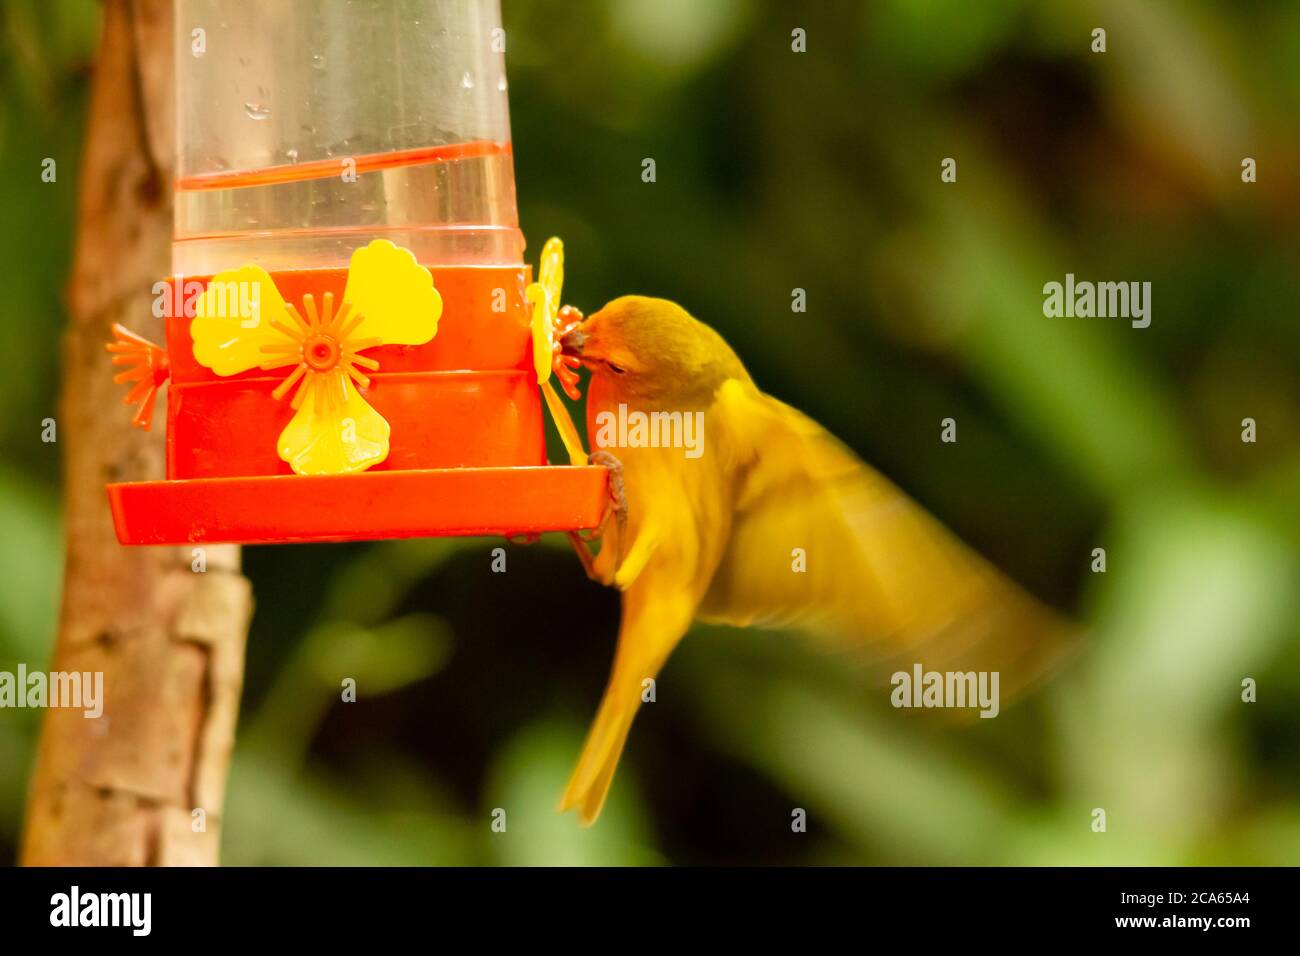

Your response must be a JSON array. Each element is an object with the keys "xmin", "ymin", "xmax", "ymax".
[{"xmin": 699, "ymin": 379, "xmax": 1077, "ymax": 694}]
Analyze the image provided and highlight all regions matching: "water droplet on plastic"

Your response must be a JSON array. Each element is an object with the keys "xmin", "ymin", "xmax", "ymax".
[
  {"xmin": 244, "ymin": 102, "xmax": 271, "ymax": 120},
  {"xmin": 286, "ymin": 148, "xmax": 299, "ymax": 163},
  {"xmin": 311, "ymin": 53, "xmax": 326, "ymax": 69},
  {"xmin": 460, "ymin": 71, "xmax": 474, "ymax": 90}
]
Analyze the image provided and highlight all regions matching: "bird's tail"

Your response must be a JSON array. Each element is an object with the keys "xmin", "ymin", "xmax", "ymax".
[
  {"xmin": 560, "ymin": 593, "xmax": 692, "ymax": 825},
  {"xmin": 558, "ymin": 676, "xmax": 641, "ymax": 825}
]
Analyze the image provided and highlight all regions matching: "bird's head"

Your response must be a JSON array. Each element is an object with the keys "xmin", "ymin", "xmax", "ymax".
[{"xmin": 560, "ymin": 295, "xmax": 747, "ymax": 405}]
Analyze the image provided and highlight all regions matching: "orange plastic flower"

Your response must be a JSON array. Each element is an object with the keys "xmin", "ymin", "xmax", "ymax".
[
  {"xmin": 106, "ymin": 324, "xmax": 170, "ymax": 430},
  {"xmin": 526, "ymin": 237, "xmax": 584, "ymax": 401}
]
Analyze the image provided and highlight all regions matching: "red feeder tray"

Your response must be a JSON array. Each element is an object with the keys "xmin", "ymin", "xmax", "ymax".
[{"xmin": 107, "ymin": 466, "xmax": 609, "ymax": 545}]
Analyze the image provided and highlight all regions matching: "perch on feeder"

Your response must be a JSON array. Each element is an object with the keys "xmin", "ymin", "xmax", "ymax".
[{"xmin": 106, "ymin": 0, "xmax": 607, "ymax": 545}]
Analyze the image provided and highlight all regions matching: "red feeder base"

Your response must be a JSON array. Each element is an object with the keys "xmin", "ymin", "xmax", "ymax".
[{"xmin": 107, "ymin": 466, "xmax": 609, "ymax": 545}]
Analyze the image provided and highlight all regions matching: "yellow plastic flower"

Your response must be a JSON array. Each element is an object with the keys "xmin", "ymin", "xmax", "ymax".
[
  {"xmin": 526, "ymin": 237, "xmax": 565, "ymax": 387},
  {"xmin": 190, "ymin": 239, "xmax": 442, "ymax": 475},
  {"xmin": 525, "ymin": 237, "xmax": 587, "ymax": 466}
]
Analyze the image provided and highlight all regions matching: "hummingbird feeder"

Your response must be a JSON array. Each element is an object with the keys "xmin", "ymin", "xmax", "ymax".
[{"xmin": 106, "ymin": 0, "xmax": 605, "ymax": 545}]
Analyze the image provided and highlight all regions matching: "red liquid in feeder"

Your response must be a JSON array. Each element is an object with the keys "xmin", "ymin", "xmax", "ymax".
[{"xmin": 173, "ymin": 141, "xmax": 524, "ymax": 275}]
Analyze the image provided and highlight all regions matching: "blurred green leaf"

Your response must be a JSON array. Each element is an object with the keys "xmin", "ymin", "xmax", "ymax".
[
  {"xmin": 0, "ymin": 466, "xmax": 61, "ymax": 662},
  {"xmin": 246, "ymin": 612, "xmax": 453, "ymax": 763},
  {"xmin": 1061, "ymin": 488, "xmax": 1298, "ymax": 847},
  {"xmin": 483, "ymin": 718, "xmax": 661, "ymax": 866},
  {"xmin": 871, "ymin": 0, "xmax": 1029, "ymax": 82},
  {"xmin": 608, "ymin": 0, "xmax": 752, "ymax": 75},
  {"xmin": 223, "ymin": 751, "xmax": 476, "ymax": 866},
  {"xmin": 303, "ymin": 613, "xmax": 452, "ymax": 695},
  {"xmin": 696, "ymin": 669, "xmax": 1022, "ymax": 864}
]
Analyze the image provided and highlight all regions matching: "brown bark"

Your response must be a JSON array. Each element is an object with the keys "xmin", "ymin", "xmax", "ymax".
[{"xmin": 20, "ymin": 0, "xmax": 252, "ymax": 866}]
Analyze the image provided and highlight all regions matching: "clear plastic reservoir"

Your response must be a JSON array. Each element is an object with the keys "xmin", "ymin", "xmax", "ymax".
[{"xmin": 173, "ymin": 0, "xmax": 522, "ymax": 275}]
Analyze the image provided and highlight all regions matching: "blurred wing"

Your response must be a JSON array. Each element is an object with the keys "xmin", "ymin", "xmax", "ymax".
[{"xmin": 701, "ymin": 380, "xmax": 1077, "ymax": 694}]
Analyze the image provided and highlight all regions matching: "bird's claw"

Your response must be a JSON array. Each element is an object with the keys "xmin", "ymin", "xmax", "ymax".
[
  {"xmin": 589, "ymin": 450, "xmax": 628, "ymax": 539},
  {"xmin": 567, "ymin": 451, "xmax": 627, "ymax": 584}
]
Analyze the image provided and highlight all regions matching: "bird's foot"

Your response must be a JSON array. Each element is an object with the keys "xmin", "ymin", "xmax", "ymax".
[
  {"xmin": 567, "ymin": 451, "xmax": 627, "ymax": 586},
  {"xmin": 589, "ymin": 450, "xmax": 628, "ymax": 541}
]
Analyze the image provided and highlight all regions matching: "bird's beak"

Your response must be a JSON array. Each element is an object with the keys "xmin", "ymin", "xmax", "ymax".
[{"xmin": 560, "ymin": 326, "xmax": 586, "ymax": 355}]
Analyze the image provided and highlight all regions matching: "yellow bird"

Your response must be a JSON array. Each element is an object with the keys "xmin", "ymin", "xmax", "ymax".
[{"xmin": 559, "ymin": 295, "xmax": 1076, "ymax": 824}]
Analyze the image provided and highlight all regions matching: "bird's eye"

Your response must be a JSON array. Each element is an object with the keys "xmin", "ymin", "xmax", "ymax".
[{"xmin": 605, "ymin": 361, "xmax": 627, "ymax": 375}]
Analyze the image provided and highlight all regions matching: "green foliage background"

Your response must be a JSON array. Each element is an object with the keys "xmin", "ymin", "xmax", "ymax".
[{"xmin": 1, "ymin": 0, "xmax": 1298, "ymax": 865}]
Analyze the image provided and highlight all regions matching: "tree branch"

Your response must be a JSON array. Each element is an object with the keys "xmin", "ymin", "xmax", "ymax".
[{"xmin": 21, "ymin": 0, "xmax": 252, "ymax": 867}]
